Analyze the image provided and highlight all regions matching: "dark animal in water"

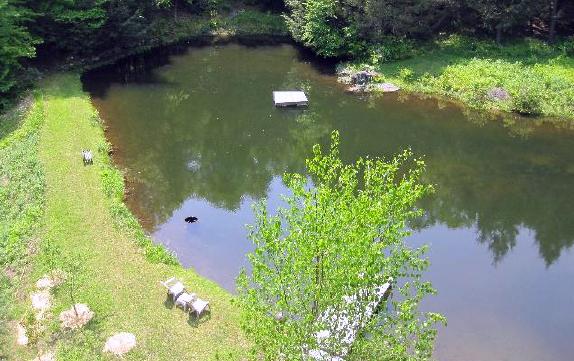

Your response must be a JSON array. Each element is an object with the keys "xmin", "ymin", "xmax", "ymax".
[
  {"xmin": 82, "ymin": 150, "xmax": 93, "ymax": 165},
  {"xmin": 185, "ymin": 216, "xmax": 198, "ymax": 224}
]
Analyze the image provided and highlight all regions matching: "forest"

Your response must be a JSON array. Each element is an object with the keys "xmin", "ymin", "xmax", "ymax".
[{"xmin": 2, "ymin": 0, "xmax": 573, "ymax": 109}]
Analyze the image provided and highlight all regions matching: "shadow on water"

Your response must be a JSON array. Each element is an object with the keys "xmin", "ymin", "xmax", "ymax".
[{"xmin": 83, "ymin": 42, "xmax": 574, "ymax": 361}]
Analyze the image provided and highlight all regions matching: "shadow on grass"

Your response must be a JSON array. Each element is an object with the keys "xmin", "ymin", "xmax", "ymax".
[
  {"xmin": 163, "ymin": 295, "xmax": 175, "ymax": 310},
  {"xmin": 187, "ymin": 311, "xmax": 211, "ymax": 328}
]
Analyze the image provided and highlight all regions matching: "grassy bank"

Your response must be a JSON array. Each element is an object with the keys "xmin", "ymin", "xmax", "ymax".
[
  {"xmin": 0, "ymin": 93, "xmax": 45, "ymax": 359},
  {"xmin": 342, "ymin": 36, "xmax": 574, "ymax": 123},
  {"xmin": 1, "ymin": 74, "xmax": 246, "ymax": 360}
]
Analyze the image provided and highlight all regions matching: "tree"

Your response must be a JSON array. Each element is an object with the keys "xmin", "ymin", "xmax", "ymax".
[
  {"xmin": 237, "ymin": 131, "xmax": 445, "ymax": 360},
  {"xmin": 462, "ymin": 0, "xmax": 543, "ymax": 43},
  {"xmin": 0, "ymin": 0, "xmax": 37, "ymax": 104},
  {"xmin": 155, "ymin": 0, "xmax": 198, "ymax": 21},
  {"xmin": 60, "ymin": 255, "xmax": 87, "ymax": 317},
  {"xmin": 284, "ymin": 0, "xmax": 363, "ymax": 57},
  {"xmin": 357, "ymin": 0, "xmax": 457, "ymax": 39}
]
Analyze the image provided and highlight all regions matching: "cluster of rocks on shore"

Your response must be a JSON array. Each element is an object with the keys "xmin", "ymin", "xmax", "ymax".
[{"xmin": 337, "ymin": 68, "xmax": 401, "ymax": 94}]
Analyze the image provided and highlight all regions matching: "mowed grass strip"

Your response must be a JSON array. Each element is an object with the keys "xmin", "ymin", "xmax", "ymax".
[{"xmin": 32, "ymin": 73, "xmax": 246, "ymax": 360}]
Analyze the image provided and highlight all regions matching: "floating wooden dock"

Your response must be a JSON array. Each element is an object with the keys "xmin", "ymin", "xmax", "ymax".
[
  {"xmin": 273, "ymin": 91, "xmax": 308, "ymax": 107},
  {"xmin": 307, "ymin": 279, "xmax": 393, "ymax": 360}
]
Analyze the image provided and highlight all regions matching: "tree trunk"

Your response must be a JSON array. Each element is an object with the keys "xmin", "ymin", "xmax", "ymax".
[
  {"xmin": 174, "ymin": 0, "xmax": 178, "ymax": 22},
  {"xmin": 549, "ymin": 0, "xmax": 559, "ymax": 43},
  {"xmin": 70, "ymin": 278, "xmax": 78, "ymax": 317},
  {"xmin": 496, "ymin": 24, "xmax": 503, "ymax": 45}
]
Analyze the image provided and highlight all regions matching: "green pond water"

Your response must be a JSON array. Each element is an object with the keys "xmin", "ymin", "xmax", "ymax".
[{"xmin": 83, "ymin": 43, "xmax": 574, "ymax": 361}]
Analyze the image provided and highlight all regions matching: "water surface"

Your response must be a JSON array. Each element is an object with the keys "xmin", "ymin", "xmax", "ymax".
[{"xmin": 84, "ymin": 44, "xmax": 574, "ymax": 361}]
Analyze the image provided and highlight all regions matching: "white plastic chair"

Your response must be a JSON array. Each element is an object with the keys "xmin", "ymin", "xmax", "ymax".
[
  {"xmin": 160, "ymin": 277, "xmax": 185, "ymax": 301},
  {"xmin": 191, "ymin": 298, "xmax": 210, "ymax": 317}
]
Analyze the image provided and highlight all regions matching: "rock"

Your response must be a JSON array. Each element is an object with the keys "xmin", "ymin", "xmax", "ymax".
[
  {"xmin": 103, "ymin": 332, "xmax": 137, "ymax": 356},
  {"xmin": 36, "ymin": 272, "xmax": 65, "ymax": 290},
  {"xmin": 31, "ymin": 291, "xmax": 51, "ymax": 319},
  {"xmin": 16, "ymin": 323, "xmax": 28, "ymax": 346},
  {"xmin": 373, "ymin": 83, "xmax": 401, "ymax": 93},
  {"xmin": 351, "ymin": 70, "xmax": 379, "ymax": 86},
  {"xmin": 36, "ymin": 277, "xmax": 55, "ymax": 290},
  {"xmin": 31, "ymin": 291, "xmax": 51, "ymax": 310},
  {"xmin": 59, "ymin": 304, "xmax": 94, "ymax": 329},
  {"xmin": 346, "ymin": 85, "xmax": 367, "ymax": 93},
  {"xmin": 32, "ymin": 352, "xmax": 55, "ymax": 361},
  {"xmin": 487, "ymin": 87, "xmax": 510, "ymax": 101}
]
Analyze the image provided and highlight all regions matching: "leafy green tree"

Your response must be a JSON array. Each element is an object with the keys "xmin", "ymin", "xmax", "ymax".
[
  {"xmin": 0, "ymin": 0, "xmax": 37, "ymax": 104},
  {"xmin": 285, "ymin": 0, "xmax": 363, "ymax": 57},
  {"xmin": 23, "ymin": 0, "xmax": 108, "ymax": 54},
  {"xmin": 237, "ymin": 131, "xmax": 444, "ymax": 360},
  {"xmin": 358, "ymin": 0, "xmax": 457, "ymax": 39},
  {"xmin": 462, "ymin": 0, "xmax": 544, "ymax": 43}
]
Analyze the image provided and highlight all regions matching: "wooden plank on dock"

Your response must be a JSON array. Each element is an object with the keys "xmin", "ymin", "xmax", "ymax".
[
  {"xmin": 273, "ymin": 91, "xmax": 308, "ymax": 107},
  {"xmin": 307, "ymin": 279, "xmax": 393, "ymax": 360}
]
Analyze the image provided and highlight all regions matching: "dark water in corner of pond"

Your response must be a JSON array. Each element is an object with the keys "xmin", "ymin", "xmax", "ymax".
[{"xmin": 83, "ymin": 44, "xmax": 574, "ymax": 361}]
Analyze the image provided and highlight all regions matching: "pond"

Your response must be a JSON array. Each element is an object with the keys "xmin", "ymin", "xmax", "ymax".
[{"xmin": 83, "ymin": 43, "xmax": 574, "ymax": 361}]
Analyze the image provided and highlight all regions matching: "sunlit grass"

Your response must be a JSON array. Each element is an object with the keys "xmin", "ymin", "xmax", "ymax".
[
  {"xmin": 348, "ymin": 36, "xmax": 574, "ymax": 122},
  {"xmin": 2, "ymin": 73, "xmax": 247, "ymax": 360}
]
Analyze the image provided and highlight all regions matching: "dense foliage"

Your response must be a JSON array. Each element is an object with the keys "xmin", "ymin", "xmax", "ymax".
[
  {"xmin": 285, "ymin": 0, "xmax": 574, "ymax": 57},
  {"xmin": 238, "ymin": 131, "xmax": 444, "ymax": 360},
  {"xmin": 0, "ymin": 0, "xmax": 38, "ymax": 107}
]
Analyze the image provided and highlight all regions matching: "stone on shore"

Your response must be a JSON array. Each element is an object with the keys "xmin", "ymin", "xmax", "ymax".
[
  {"xmin": 36, "ymin": 277, "xmax": 55, "ymax": 290},
  {"xmin": 16, "ymin": 323, "xmax": 28, "ymax": 346},
  {"xmin": 59, "ymin": 304, "xmax": 94, "ymax": 329},
  {"xmin": 346, "ymin": 84, "xmax": 367, "ymax": 93},
  {"xmin": 374, "ymin": 83, "xmax": 401, "ymax": 92},
  {"xmin": 31, "ymin": 291, "xmax": 51, "ymax": 320},
  {"xmin": 487, "ymin": 87, "xmax": 510, "ymax": 101},
  {"xmin": 32, "ymin": 352, "xmax": 55, "ymax": 361},
  {"xmin": 103, "ymin": 332, "xmax": 137, "ymax": 356}
]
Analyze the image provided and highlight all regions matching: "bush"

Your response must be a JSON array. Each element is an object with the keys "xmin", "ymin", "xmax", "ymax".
[
  {"xmin": 369, "ymin": 37, "xmax": 415, "ymax": 65},
  {"xmin": 398, "ymin": 67, "xmax": 415, "ymax": 81},
  {"xmin": 511, "ymin": 84, "xmax": 542, "ymax": 115},
  {"xmin": 561, "ymin": 37, "xmax": 574, "ymax": 57},
  {"xmin": 238, "ymin": 131, "xmax": 443, "ymax": 360}
]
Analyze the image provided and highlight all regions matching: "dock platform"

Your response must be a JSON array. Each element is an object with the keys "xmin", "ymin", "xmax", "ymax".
[{"xmin": 273, "ymin": 91, "xmax": 308, "ymax": 107}]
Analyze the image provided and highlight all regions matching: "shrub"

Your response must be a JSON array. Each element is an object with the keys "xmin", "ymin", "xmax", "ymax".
[
  {"xmin": 398, "ymin": 67, "xmax": 415, "ymax": 81},
  {"xmin": 238, "ymin": 131, "xmax": 443, "ymax": 360},
  {"xmin": 511, "ymin": 84, "xmax": 542, "ymax": 115},
  {"xmin": 369, "ymin": 37, "xmax": 415, "ymax": 65},
  {"xmin": 561, "ymin": 37, "xmax": 574, "ymax": 57}
]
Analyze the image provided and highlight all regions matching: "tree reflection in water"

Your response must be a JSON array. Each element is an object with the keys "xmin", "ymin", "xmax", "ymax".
[{"xmin": 84, "ymin": 43, "xmax": 574, "ymax": 270}]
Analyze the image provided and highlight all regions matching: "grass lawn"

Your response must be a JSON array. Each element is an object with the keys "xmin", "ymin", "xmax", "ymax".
[
  {"xmin": 344, "ymin": 36, "xmax": 574, "ymax": 123},
  {"xmin": 2, "ymin": 73, "xmax": 246, "ymax": 360}
]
